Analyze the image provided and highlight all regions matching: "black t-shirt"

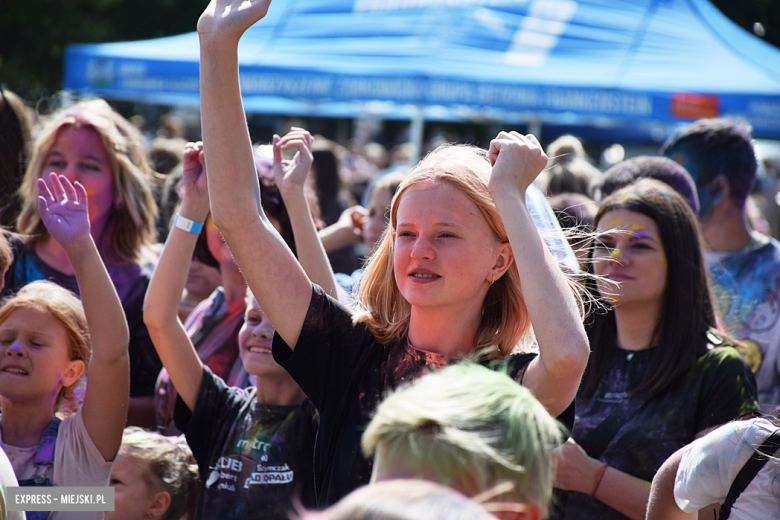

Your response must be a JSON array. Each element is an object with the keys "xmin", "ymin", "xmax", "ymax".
[
  {"xmin": 174, "ymin": 367, "xmax": 318, "ymax": 520},
  {"xmin": 272, "ymin": 284, "xmax": 537, "ymax": 507},
  {"xmin": 3, "ymin": 236, "xmax": 162, "ymax": 397},
  {"xmin": 559, "ymin": 345, "xmax": 759, "ymax": 520}
]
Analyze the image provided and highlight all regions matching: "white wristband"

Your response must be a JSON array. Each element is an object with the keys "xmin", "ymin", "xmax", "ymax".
[{"xmin": 173, "ymin": 214, "xmax": 204, "ymax": 234}]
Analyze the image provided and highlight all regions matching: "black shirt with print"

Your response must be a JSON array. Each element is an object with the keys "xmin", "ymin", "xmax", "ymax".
[{"xmin": 175, "ymin": 367, "xmax": 318, "ymax": 520}]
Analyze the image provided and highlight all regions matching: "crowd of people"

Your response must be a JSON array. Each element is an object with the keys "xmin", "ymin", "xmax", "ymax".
[{"xmin": 0, "ymin": 0, "xmax": 779, "ymax": 519}]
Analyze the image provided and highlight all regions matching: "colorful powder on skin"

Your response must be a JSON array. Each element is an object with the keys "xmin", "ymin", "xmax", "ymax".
[
  {"xmin": 630, "ymin": 225, "xmax": 649, "ymax": 239},
  {"xmin": 84, "ymin": 186, "xmax": 100, "ymax": 221},
  {"xmin": 609, "ymin": 248, "xmax": 621, "ymax": 258}
]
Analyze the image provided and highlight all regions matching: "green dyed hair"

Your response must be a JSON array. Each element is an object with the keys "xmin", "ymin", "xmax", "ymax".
[{"xmin": 362, "ymin": 363, "xmax": 563, "ymax": 517}]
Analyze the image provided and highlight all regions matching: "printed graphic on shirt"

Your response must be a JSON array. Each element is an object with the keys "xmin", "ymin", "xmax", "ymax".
[
  {"xmin": 559, "ymin": 346, "xmax": 758, "ymax": 520},
  {"xmin": 206, "ymin": 408, "xmax": 298, "ymax": 494},
  {"xmin": 706, "ymin": 235, "xmax": 780, "ymax": 408}
]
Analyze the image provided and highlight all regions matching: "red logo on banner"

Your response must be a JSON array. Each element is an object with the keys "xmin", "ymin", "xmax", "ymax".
[{"xmin": 671, "ymin": 93, "xmax": 720, "ymax": 119}]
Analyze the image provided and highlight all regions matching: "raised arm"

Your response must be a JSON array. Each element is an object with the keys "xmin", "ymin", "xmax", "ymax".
[
  {"xmin": 143, "ymin": 142, "xmax": 208, "ymax": 411},
  {"xmin": 198, "ymin": 0, "xmax": 311, "ymax": 348},
  {"xmin": 38, "ymin": 173, "xmax": 129, "ymax": 461},
  {"xmin": 487, "ymin": 131, "xmax": 589, "ymax": 416},
  {"xmin": 273, "ymin": 128, "xmax": 339, "ymax": 298}
]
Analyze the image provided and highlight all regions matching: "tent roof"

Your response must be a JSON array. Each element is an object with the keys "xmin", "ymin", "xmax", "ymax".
[{"xmin": 64, "ymin": 0, "xmax": 780, "ymax": 137}]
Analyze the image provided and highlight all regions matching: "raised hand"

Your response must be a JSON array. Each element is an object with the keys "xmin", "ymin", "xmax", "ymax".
[
  {"xmin": 37, "ymin": 173, "xmax": 91, "ymax": 249},
  {"xmin": 198, "ymin": 0, "xmax": 272, "ymax": 43},
  {"xmin": 178, "ymin": 141, "xmax": 210, "ymax": 217},
  {"xmin": 273, "ymin": 128, "xmax": 314, "ymax": 196},
  {"xmin": 337, "ymin": 205, "xmax": 368, "ymax": 244},
  {"xmin": 486, "ymin": 131, "xmax": 548, "ymax": 198}
]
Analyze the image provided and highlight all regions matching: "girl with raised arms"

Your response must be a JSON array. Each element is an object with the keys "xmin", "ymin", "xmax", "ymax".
[
  {"xmin": 0, "ymin": 173, "xmax": 130, "ymax": 520},
  {"xmin": 197, "ymin": 0, "xmax": 589, "ymax": 506},
  {"xmin": 6, "ymin": 99, "xmax": 161, "ymax": 428},
  {"xmin": 143, "ymin": 140, "xmax": 320, "ymax": 520}
]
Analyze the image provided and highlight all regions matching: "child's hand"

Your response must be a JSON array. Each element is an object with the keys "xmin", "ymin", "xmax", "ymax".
[
  {"xmin": 486, "ymin": 131, "xmax": 547, "ymax": 199},
  {"xmin": 273, "ymin": 128, "xmax": 314, "ymax": 196},
  {"xmin": 37, "ymin": 173, "xmax": 91, "ymax": 249},
  {"xmin": 337, "ymin": 205, "xmax": 368, "ymax": 243},
  {"xmin": 179, "ymin": 142, "xmax": 210, "ymax": 217},
  {"xmin": 198, "ymin": 0, "xmax": 272, "ymax": 43}
]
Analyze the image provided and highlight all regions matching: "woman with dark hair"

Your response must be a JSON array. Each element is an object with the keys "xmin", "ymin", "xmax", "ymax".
[
  {"xmin": 311, "ymin": 146, "xmax": 359, "ymax": 274},
  {"xmin": 554, "ymin": 178, "xmax": 759, "ymax": 520}
]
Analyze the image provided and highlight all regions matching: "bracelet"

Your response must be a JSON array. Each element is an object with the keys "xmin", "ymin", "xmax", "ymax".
[
  {"xmin": 173, "ymin": 214, "xmax": 204, "ymax": 234},
  {"xmin": 591, "ymin": 463, "xmax": 609, "ymax": 497}
]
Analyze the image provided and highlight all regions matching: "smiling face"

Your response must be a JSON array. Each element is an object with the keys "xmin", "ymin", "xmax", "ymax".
[
  {"xmin": 392, "ymin": 182, "xmax": 508, "ymax": 313},
  {"xmin": 593, "ymin": 209, "xmax": 668, "ymax": 307},
  {"xmin": 0, "ymin": 307, "xmax": 84, "ymax": 406},
  {"xmin": 238, "ymin": 297, "xmax": 288, "ymax": 378},
  {"xmin": 107, "ymin": 455, "xmax": 159, "ymax": 520},
  {"xmin": 42, "ymin": 125, "xmax": 116, "ymax": 232}
]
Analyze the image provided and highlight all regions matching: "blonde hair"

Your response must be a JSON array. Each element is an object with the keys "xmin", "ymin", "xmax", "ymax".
[
  {"xmin": 17, "ymin": 98, "xmax": 157, "ymax": 263},
  {"xmin": 362, "ymin": 364, "xmax": 564, "ymax": 517},
  {"xmin": 353, "ymin": 144, "xmax": 530, "ymax": 356},
  {"xmin": 0, "ymin": 281, "xmax": 91, "ymax": 408},
  {"xmin": 118, "ymin": 428, "xmax": 199, "ymax": 520}
]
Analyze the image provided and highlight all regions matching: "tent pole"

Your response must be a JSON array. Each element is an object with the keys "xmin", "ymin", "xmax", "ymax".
[
  {"xmin": 528, "ymin": 117, "xmax": 542, "ymax": 141},
  {"xmin": 409, "ymin": 105, "xmax": 425, "ymax": 167}
]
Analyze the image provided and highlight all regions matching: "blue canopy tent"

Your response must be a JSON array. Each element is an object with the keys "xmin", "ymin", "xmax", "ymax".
[{"xmin": 64, "ymin": 0, "xmax": 780, "ymax": 148}]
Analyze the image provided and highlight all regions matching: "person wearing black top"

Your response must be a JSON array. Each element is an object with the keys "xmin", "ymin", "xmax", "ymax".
[
  {"xmin": 553, "ymin": 179, "xmax": 759, "ymax": 520},
  {"xmin": 144, "ymin": 142, "xmax": 319, "ymax": 519},
  {"xmin": 198, "ymin": 0, "xmax": 590, "ymax": 507}
]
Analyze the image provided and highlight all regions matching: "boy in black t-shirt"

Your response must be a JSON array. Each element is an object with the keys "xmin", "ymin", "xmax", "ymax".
[
  {"xmin": 173, "ymin": 297, "xmax": 317, "ymax": 519},
  {"xmin": 144, "ymin": 142, "xmax": 318, "ymax": 519}
]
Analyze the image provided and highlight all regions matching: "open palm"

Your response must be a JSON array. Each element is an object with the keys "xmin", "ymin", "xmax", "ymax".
[
  {"xmin": 198, "ymin": 0, "xmax": 273, "ymax": 41},
  {"xmin": 37, "ymin": 173, "xmax": 91, "ymax": 247}
]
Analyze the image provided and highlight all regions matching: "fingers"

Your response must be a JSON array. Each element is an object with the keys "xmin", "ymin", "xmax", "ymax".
[
  {"xmin": 50, "ymin": 173, "xmax": 67, "ymax": 201},
  {"xmin": 350, "ymin": 206, "xmax": 369, "ymax": 218},
  {"xmin": 37, "ymin": 177, "xmax": 55, "ymax": 203},
  {"xmin": 278, "ymin": 132, "xmax": 313, "ymax": 155},
  {"xmin": 287, "ymin": 127, "xmax": 313, "ymax": 144},
  {"xmin": 183, "ymin": 141, "xmax": 201, "ymax": 155},
  {"xmin": 61, "ymin": 176, "xmax": 78, "ymax": 202},
  {"xmin": 39, "ymin": 173, "xmax": 77, "ymax": 203},
  {"xmin": 279, "ymin": 128, "xmax": 314, "ymax": 151},
  {"xmin": 487, "ymin": 130, "xmax": 545, "ymax": 162},
  {"xmin": 74, "ymin": 181, "xmax": 89, "ymax": 205},
  {"xmin": 272, "ymin": 134, "xmax": 283, "ymax": 164},
  {"xmin": 37, "ymin": 174, "xmax": 88, "ymax": 207},
  {"xmin": 37, "ymin": 195, "xmax": 48, "ymax": 216},
  {"xmin": 279, "ymin": 138, "xmax": 311, "ymax": 155},
  {"xmin": 183, "ymin": 141, "xmax": 205, "ymax": 170}
]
